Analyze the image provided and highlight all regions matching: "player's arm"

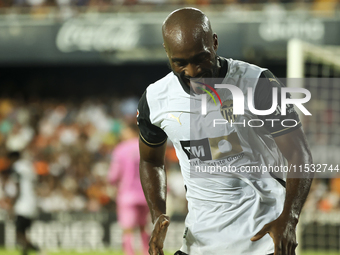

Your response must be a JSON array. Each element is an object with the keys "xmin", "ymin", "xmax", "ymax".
[
  {"xmin": 251, "ymin": 71, "xmax": 313, "ymax": 255},
  {"xmin": 276, "ymin": 127, "xmax": 313, "ymax": 229},
  {"xmin": 140, "ymin": 141, "xmax": 167, "ymax": 222},
  {"xmin": 138, "ymin": 91, "xmax": 170, "ymax": 255},
  {"xmin": 252, "ymin": 128, "xmax": 313, "ymax": 255},
  {"xmin": 8, "ymin": 171, "xmax": 20, "ymax": 218},
  {"xmin": 10, "ymin": 169, "xmax": 20, "ymax": 203},
  {"xmin": 13, "ymin": 182, "xmax": 20, "ymax": 205},
  {"xmin": 140, "ymin": 141, "xmax": 170, "ymax": 255}
]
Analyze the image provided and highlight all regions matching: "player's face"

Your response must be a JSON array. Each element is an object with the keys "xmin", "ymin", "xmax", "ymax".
[{"xmin": 165, "ymin": 34, "xmax": 219, "ymax": 94}]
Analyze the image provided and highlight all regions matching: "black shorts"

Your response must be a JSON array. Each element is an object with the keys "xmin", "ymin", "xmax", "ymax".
[
  {"xmin": 174, "ymin": 251, "xmax": 274, "ymax": 255},
  {"xmin": 15, "ymin": 215, "xmax": 32, "ymax": 234}
]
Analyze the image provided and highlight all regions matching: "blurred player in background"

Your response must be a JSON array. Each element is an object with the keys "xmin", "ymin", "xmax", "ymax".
[
  {"xmin": 108, "ymin": 123, "xmax": 150, "ymax": 255},
  {"xmin": 0, "ymin": 155, "xmax": 15, "ymax": 214},
  {"xmin": 4, "ymin": 151, "xmax": 41, "ymax": 255},
  {"xmin": 138, "ymin": 7, "xmax": 313, "ymax": 255}
]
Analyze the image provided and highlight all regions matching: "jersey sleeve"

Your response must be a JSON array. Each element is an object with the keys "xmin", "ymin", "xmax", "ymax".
[
  {"xmin": 137, "ymin": 91, "xmax": 167, "ymax": 147},
  {"xmin": 254, "ymin": 70, "xmax": 301, "ymax": 137}
]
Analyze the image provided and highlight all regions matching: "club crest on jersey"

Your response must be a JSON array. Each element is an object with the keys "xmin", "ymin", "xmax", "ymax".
[{"xmin": 220, "ymin": 100, "xmax": 237, "ymax": 122}]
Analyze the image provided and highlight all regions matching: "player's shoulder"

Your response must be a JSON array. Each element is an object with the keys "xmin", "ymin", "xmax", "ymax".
[
  {"xmin": 145, "ymin": 72, "xmax": 177, "ymax": 100},
  {"xmin": 227, "ymin": 58, "xmax": 267, "ymax": 78},
  {"xmin": 139, "ymin": 72, "xmax": 178, "ymax": 114}
]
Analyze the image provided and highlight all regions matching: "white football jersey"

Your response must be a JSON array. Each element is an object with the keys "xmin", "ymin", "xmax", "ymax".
[
  {"xmin": 13, "ymin": 159, "xmax": 38, "ymax": 219},
  {"xmin": 138, "ymin": 58, "xmax": 301, "ymax": 255}
]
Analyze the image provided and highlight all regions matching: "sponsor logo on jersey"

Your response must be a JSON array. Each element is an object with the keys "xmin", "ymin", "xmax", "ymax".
[
  {"xmin": 269, "ymin": 78, "xmax": 280, "ymax": 84},
  {"xmin": 168, "ymin": 112, "xmax": 183, "ymax": 125},
  {"xmin": 180, "ymin": 132, "xmax": 243, "ymax": 161}
]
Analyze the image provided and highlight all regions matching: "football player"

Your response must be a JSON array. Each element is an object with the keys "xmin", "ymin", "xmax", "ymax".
[{"xmin": 138, "ymin": 7, "xmax": 313, "ymax": 255}]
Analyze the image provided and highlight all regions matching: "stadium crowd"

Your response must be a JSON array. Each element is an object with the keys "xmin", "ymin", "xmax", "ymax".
[
  {"xmin": 0, "ymin": 96, "xmax": 339, "ymax": 215},
  {"xmin": 0, "ymin": 96, "xmax": 339, "ymax": 216},
  {"xmin": 0, "ymin": 97, "xmax": 186, "ymax": 215},
  {"xmin": 0, "ymin": 0, "xmax": 338, "ymax": 12}
]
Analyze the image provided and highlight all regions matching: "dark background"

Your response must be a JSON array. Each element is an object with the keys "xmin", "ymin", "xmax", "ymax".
[{"xmin": 0, "ymin": 61, "xmax": 286, "ymax": 99}]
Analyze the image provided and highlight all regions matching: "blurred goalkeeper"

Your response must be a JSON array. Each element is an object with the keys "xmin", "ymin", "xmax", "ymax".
[{"xmin": 108, "ymin": 123, "xmax": 150, "ymax": 255}]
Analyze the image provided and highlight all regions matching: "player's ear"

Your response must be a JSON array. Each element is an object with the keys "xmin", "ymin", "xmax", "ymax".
[
  {"xmin": 213, "ymin": 33, "xmax": 218, "ymax": 52},
  {"xmin": 163, "ymin": 43, "xmax": 169, "ymax": 58}
]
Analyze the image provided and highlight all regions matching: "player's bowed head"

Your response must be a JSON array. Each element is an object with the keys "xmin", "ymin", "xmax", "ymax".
[{"xmin": 162, "ymin": 8, "xmax": 220, "ymax": 95}]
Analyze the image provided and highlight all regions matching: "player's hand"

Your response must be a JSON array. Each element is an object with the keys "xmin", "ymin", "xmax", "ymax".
[
  {"xmin": 149, "ymin": 214, "xmax": 170, "ymax": 255},
  {"xmin": 250, "ymin": 215, "xmax": 298, "ymax": 255}
]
